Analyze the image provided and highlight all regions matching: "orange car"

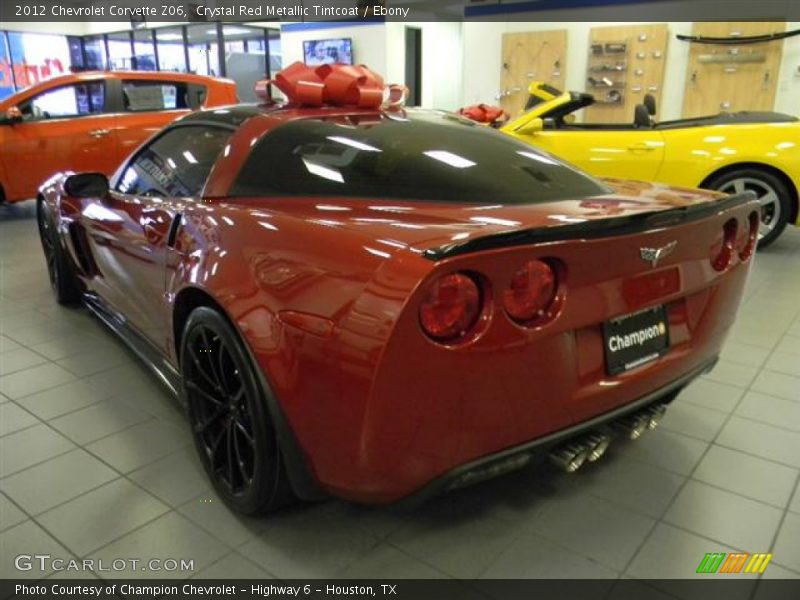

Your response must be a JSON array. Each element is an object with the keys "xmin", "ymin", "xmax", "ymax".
[{"xmin": 0, "ymin": 71, "xmax": 237, "ymax": 204}]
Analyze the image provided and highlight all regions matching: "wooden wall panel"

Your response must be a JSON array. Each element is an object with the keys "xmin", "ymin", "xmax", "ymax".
[
  {"xmin": 682, "ymin": 22, "xmax": 785, "ymax": 118},
  {"xmin": 584, "ymin": 24, "xmax": 669, "ymax": 124},
  {"xmin": 499, "ymin": 30, "xmax": 567, "ymax": 118}
]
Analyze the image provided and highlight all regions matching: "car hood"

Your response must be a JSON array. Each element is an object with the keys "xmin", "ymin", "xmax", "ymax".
[{"xmin": 240, "ymin": 179, "xmax": 726, "ymax": 255}]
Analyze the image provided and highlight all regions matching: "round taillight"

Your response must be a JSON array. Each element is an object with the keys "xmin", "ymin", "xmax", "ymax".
[
  {"xmin": 739, "ymin": 211, "xmax": 759, "ymax": 261},
  {"xmin": 711, "ymin": 218, "xmax": 738, "ymax": 271},
  {"xmin": 504, "ymin": 259, "xmax": 557, "ymax": 324},
  {"xmin": 419, "ymin": 273, "xmax": 482, "ymax": 342}
]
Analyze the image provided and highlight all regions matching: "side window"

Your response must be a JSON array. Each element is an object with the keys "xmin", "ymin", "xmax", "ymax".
[
  {"xmin": 122, "ymin": 80, "xmax": 207, "ymax": 112},
  {"xmin": 115, "ymin": 125, "xmax": 232, "ymax": 198},
  {"xmin": 19, "ymin": 82, "xmax": 105, "ymax": 120}
]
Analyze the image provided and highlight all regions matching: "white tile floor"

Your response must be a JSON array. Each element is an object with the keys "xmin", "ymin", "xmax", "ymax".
[{"xmin": 1, "ymin": 200, "xmax": 800, "ymax": 582}]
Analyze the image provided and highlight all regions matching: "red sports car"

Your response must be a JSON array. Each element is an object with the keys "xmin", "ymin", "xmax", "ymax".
[{"xmin": 36, "ymin": 66, "xmax": 759, "ymax": 514}]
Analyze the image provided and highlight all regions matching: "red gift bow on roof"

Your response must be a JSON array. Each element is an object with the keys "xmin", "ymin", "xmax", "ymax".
[
  {"xmin": 255, "ymin": 61, "xmax": 407, "ymax": 108},
  {"xmin": 458, "ymin": 104, "xmax": 509, "ymax": 125}
]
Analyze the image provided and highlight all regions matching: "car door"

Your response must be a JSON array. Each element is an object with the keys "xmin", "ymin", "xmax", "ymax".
[
  {"xmin": 516, "ymin": 127, "xmax": 666, "ymax": 182},
  {"xmin": 2, "ymin": 80, "xmax": 119, "ymax": 201},
  {"xmin": 80, "ymin": 123, "xmax": 234, "ymax": 351},
  {"xmin": 114, "ymin": 78, "xmax": 208, "ymax": 161}
]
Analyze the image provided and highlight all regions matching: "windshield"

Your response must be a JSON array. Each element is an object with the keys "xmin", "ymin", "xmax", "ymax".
[{"xmin": 230, "ymin": 111, "xmax": 610, "ymax": 204}]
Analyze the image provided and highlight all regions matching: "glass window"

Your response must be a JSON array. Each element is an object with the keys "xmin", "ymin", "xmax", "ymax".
[
  {"xmin": 67, "ymin": 37, "xmax": 83, "ymax": 70},
  {"xmin": 116, "ymin": 125, "xmax": 232, "ymax": 198},
  {"xmin": 133, "ymin": 30, "xmax": 156, "ymax": 71},
  {"xmin": 19, "ymin": 82, "xmax": 105, "ymax": 120},
  {"xmin": 107, "ymin": 32, "xmax": 133, "ymax": 70},
  {"xmin": 0, "ymin": 32, "xmax": 14, "ymax": 101},
  {"xmin": 6, "ymin": 31, "xmax": 71, "ymax": 90},
  {"xmin": 231, "ymin": 114, "xmax": 610, "ymax": 204},
  {"xmin": 222, "ymin": 25, "xmax": 269, "ymax": 103},
  {"xmin": 268, "ymin": 30, "xmax": 282, "ymax": 75},
  {"xmin": 83, "ymin": 36, "xmax": 107, "ymax": 70},
  {"xmin": 187, "ymin": 25, "xmax": 220, "ymax": 77},
  {"xmin": 156, "ymin": 28, "xmax": 186, "ymax": 72},
  {"xmin": 122, "ymin": 79, "xmax": 207, "ymax": 111}
]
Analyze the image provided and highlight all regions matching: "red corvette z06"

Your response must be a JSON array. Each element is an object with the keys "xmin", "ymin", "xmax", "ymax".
[{"xmin": 37, "ymin": 83, "xmax": 758, "ymax": 514}]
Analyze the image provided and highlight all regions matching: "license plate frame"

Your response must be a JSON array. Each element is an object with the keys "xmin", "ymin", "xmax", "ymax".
[{"xmin": 603, "ymin": 305, "xmax": 670, "ymax": 376}]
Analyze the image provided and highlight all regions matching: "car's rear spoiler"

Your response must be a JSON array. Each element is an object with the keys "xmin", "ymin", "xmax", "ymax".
[{"xmin": 422, "ymin": 192, "xmax": 757, "ymax": 261}]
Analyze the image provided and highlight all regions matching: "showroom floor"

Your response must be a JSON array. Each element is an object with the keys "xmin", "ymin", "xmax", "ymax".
[{"xmin": 1, "ymin": 201, "xmax": 799, "ymax": 586}]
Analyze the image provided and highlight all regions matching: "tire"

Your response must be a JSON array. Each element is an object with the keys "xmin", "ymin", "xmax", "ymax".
[
  {"xmin": 37, "ymin": 200, "xmax": 81, "ymax": 304},
  {"xmin": 181, "ymin": 307, "xmax": 294, "ymax": 514},
  {"xmin": 704, "ymin": 168, "xmax": 792, "ymax": 249}
]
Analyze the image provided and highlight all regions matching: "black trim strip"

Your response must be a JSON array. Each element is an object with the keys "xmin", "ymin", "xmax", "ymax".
[
  {"xmin": 422, "ymin": 191, "xmax": 757, "ymax": 261},
  {"xmin": 83, "ymin": 293, "xmax": 183, "ymax": 399},
  {"xmin": 166, "ymin": 213, "xmax": 182, "ymax": 248},
  {"xmin": 399, "ymin": 357, "xmax": 717, "ymax": 507},
  {"xmin": 677, "ymin": 29, "xmax": 800, "ymax": 45}
]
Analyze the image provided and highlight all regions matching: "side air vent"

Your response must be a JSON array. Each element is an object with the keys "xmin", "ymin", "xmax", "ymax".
[{"xmin": 69, "ymin": 223, "xmax": 98, "ymax": 277}]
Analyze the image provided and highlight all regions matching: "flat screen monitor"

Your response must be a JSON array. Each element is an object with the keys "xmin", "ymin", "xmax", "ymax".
[{"xmin": 303, "ymin": 38, "xmax": 353, "ymax": 66}]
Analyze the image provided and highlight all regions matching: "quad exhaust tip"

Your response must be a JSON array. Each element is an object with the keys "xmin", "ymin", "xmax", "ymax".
[
  {"xmin": 549, "ymin": 403, "xmax": 669, "ymax": 473},
  {"xmin": 550, "ymin": 444, "xmax": 590, "ymax": 473},
  {"xmin": 613, "ymin": 415, "xmax": 649, "ymax": 440},
  {"xmin": 646, "ymin": 404, "xmax": 667, "ymax": 430},
  {"xmin": 585, "ymin": 433, "xmax": 611, "ymax": 462}
]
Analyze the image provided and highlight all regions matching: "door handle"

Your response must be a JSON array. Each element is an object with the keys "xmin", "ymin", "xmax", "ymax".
[
  {"xmin": 627, "ymin": 143, "xmax": 656, "ymax": 152},
  {"xmin": 88, "ymin": 129, "xmax": 110, "ymax": 138}
]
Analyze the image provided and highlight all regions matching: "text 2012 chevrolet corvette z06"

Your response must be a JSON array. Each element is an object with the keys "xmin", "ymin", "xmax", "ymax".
[{"xmin": 37, "ymin": 65, "xmax": 759, "ymax": 515}]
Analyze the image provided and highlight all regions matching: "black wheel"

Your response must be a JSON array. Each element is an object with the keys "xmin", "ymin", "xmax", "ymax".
[
  {"xmin": 37, "ymin": 200, "xmax": 81, "ymax": 304},
  {"xmin": 705, "ymin": 168, "xmax": 792, "ymax": 249},
  {"xmin": 181, "ymin": 307, "xmax": 294, "ymax": 514}
]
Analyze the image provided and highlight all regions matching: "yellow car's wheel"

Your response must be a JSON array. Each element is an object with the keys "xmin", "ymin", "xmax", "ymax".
[{"xmin": 705, "ymin": 168, "xmax": 791, "ymax": 249}]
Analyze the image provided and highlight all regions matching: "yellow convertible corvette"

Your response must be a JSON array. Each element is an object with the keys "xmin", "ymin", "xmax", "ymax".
[{"xmin": 502, "ymin": 83, "xmax": 800, "ymax": 247}]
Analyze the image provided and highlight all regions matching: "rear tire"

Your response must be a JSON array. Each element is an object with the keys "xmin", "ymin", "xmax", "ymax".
[
  {"xmin": 704, "ymin": 168, "xmax": 791, "ymax": 249},
  {"xmin": 37, "ymin": 200, "xmax": 81, "ymax": 304},
  {"xmin": 181, "ymin": 307, "xmax": 294, "ymax": 515}
]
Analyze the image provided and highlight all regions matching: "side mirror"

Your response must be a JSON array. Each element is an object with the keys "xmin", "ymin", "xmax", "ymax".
[
  {"xmin": 515, "ymin": 117, "xmax": 544, "ymax": 136},
  {"xmin": 0, "ymin": 106, "xmax": 23, "ymax": 125},
  {"xmin": 64, "ymin": 173, "xmax": 109, "ymax": 198}
]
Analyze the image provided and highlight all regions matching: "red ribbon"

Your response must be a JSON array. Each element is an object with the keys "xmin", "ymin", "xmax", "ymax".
[
  {"xmin": 458, "ymin": 104, "xmax": 509, "ymax": 125},
  {"xmin": 255, "ymin": 61, "xmax": 390, "ymax": 108}
]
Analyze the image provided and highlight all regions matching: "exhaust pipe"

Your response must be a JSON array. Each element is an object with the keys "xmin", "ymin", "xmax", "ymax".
[
  {"xmin": 584, "ymin": 433, "xmax": 611, "ymax": 462},
  {"xmin": 613, "ymin": 414, "xmax": 649, "ymax": 440},
  {"xmin": 646, "ymin": 404, "xmax": 667, "ymax": 430},
  {"xmin": 549, "ymin": 443, "xmax": 590, "ymax": 473}
]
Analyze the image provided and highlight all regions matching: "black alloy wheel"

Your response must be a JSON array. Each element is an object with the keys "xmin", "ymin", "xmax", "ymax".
[
  {"xmin": 36, "ymin": 200, "xmax": 80, "ymax": 304},
  {"xmin": 181, "ymin": 307, "xmax": 293, "ymax": 514}
]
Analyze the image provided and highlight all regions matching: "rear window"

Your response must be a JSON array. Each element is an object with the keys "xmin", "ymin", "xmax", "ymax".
[
  {"xmin": 230, "ymin": 112, "xmax": 609, "ymax": 204},
  {"xmin": 122, "ymin": 80, "xmax": 207, "ymax": 111}
]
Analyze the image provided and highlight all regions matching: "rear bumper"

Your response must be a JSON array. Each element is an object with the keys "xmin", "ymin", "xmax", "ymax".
[{"xmin": 399, "ymin": 356, "xmax": 717, "ymax": 507}]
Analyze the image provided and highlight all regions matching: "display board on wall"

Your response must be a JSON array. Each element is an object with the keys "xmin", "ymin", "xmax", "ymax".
[
  {"xmin": 584, "ymin": 24, "xmax": 669, "ymax": 124},
  {"xmin": 682, "ymin": 21, "xmax": 785, "ymax": 118},
  {"xmin": 499, "ymin": 29, "xmax": 567, "ymax": 118}
]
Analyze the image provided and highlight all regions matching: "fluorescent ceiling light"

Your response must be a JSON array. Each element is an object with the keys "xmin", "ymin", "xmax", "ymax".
[
  {"xmin": 516, "ymin": 150, "xmax": 558, "ymax": 165},
  {"xmin": 423, "ymin": 150, "xmax": 476, "ymax": 169},
  {"xmin": 327, "ymin": 136, "xmax": 381, "ymax": 152},
  {"xmin": 303, "ymin": 159, "xmax": 344, "ymax": 183}
]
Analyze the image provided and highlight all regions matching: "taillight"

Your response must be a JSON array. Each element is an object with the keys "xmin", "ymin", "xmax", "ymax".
[
  {"xmin": 711, "ymin": 218, "xmax": 738, "ymax": 271},
  {"xmin": 739, "ymin": 211, "xmax": 759, "ymax": 261},
  {"xmin": 419, "ymin": 272, "xmax": 482, "ymax": 342},
  {"xmin": 504, "ymin": 259, "xmax": 557, "ymax": 324}
]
